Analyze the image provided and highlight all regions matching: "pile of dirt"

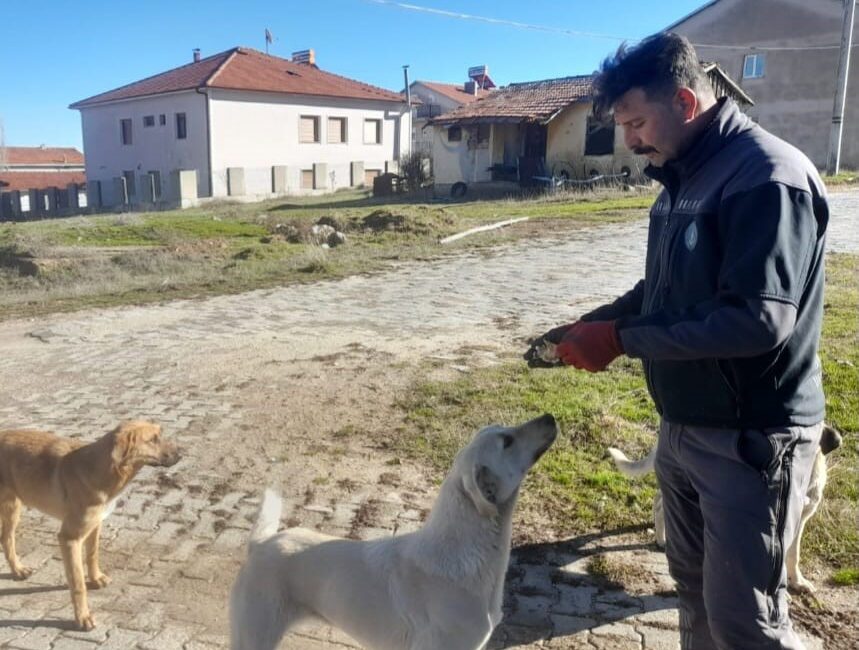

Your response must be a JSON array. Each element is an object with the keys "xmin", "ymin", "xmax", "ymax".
[
  {"xmin": 360, "ymin": 210, "xmax": 407, "ymax": 232},
  {"xmin": 0, "ymin": 245, "xmax": 39, "ymax": 276}
]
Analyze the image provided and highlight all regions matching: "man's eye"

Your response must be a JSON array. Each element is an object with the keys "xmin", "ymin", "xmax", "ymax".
[{"xmin": 502, "ymin": 435, "xmax": 514, "ymax": 449}]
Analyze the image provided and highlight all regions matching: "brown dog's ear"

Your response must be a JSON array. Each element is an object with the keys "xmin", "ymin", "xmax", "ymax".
[
  {"xmin": 110, "ymin": 423, "xmax": 139, "ymax": 468},
  {"xmin": 462, "ymin": 464, "xmax": 499, "ymax": 518}
]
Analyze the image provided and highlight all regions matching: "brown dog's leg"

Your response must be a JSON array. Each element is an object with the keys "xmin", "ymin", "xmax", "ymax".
[
  {"xmin": 84, "ymin": 524, "xmax": 110, "ymax": 589},
  {"xmin": 0, "ymin": 494, "xmax": 32, "ymax": 579},
  {"xmin": 58, "ymin": 524, "xmax": 95, "ymax": 631}
]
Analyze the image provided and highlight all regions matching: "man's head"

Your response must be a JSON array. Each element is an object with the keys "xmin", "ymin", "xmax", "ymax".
[{"xmin": 593, "ymin": 32, "xmax": 717, "ymax": 167}]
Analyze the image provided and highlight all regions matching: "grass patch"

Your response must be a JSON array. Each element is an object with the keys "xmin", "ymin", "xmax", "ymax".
[
  {"xmin": 824, "ymin": 170, "xmax": 859, "ymax": 188},
  {"xmin": 397, "ymin": 253, "xmax": 858, "ymax": 582},
  {"xmin": 832, "ymin": 568, "xmax": 859, "ymax": 586},
  {"xmin": 802, "ymin": 253, "xmax": 859, "ymax": 574},
  {"xmin": 397, "ymin": 358, "xmax": 659, "ymax": 533},
  {"xmin": 0, "ymin": 190, "xmax": 650, "ymax": 321}
]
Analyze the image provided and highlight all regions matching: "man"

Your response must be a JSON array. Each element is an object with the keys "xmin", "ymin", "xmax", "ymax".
[{"xmin": 525, "ymin": 33, "xmax": 829, "ymax": 649}]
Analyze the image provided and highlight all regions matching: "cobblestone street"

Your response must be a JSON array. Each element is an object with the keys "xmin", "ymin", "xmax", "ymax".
[{"xmin": 0, "ymin": 190, "xmax": 856, "ymax": 649}]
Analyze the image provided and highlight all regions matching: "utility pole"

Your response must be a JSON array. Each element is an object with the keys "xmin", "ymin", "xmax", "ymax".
[
  {"xmin": 826, "ymin": 0, "xmax": 856, "ymax": 175},
  {"xmin": 403, "ymin": 65, "xmax": 412, "ymax": 157}
]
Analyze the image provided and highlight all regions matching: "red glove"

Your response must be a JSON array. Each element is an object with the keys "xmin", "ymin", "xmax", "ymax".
[{"xmin": 556, "ymin": 320, "xmax": 624, "ymax": 372}]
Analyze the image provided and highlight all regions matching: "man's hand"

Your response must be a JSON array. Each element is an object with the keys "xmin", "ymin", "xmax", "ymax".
[
  {"xmin": 556, "ymin": 320, "xmax": 623, "ymax": 372},
  {"xmin": 523, "ymin": 323, "xmax": 578, "ymax": 367}
]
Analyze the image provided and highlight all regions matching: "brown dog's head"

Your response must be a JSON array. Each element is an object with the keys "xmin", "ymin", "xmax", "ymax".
[{"xmin": 110, "ymin": 420, "xmax": 180, "ymax": 470}]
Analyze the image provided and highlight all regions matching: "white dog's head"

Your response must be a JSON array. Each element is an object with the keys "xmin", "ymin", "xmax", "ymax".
[{"xmin": 457, "ymin": 414, "xmax": 558, "ymax": 518}]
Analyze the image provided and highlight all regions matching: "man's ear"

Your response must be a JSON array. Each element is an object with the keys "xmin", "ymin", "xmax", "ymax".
[
  {"xmin": 462, "ymin": 464, "xmax": 499, "ymax": 518},
  {"xmin": 674, "ymin": 87, "xmax": 698, "ymax": 121}
]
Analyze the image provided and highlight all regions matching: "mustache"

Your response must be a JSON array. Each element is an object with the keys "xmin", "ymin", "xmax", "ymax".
[{"xmin": 633, "ymin": 146, "xmax": 658, "ymax": 155}]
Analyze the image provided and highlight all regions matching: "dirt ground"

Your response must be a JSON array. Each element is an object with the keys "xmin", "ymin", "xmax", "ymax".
[{"xmin": 0, "ymin": 205, "xmax": 856, "ymax": 648}]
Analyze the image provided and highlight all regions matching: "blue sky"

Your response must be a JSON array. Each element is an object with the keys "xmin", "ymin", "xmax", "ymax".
[{"xmin": 0, "ymin": 0, "xmax": 707, "ymax": 150}]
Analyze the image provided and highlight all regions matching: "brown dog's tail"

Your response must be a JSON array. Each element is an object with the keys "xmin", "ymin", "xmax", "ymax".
[{"xmin": 249, "ymin": 489, "xmax": 282, "ymax": 548}]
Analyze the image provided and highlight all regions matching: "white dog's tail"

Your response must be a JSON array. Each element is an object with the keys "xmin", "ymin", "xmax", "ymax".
[
  {"xmin": 250, "ymin": 489, "xmax": 282, "ymax": 547},
  {"xmin": 607, "ymin": 446, "xmax": 656, "ymax": 478}
]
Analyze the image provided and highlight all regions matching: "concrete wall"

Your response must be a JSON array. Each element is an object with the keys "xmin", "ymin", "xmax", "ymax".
[
  {"xmin": 433, "ymin": 107, "xmax": 646, "ymax": 186},
  {"xmin": 546, "ymin": 103, "xmax": 644, "ymax": 179},
  {"xmin": 491, "ymin": 123, "xmax": 521, "ymax": 168},
  {"xmin": 431, "ymin": 123, "xmax": 492, "ymax": 184},
  {"xmin": 79, "ymin": 90, "xmax": 210, "ymax": 206},
  {"xmin": 208, "ymin": 89, "xmax": 410, "ymax": 198},
  {"xmin": 671, "ymin": 0, "xmax": 859, "ymax": 169}
]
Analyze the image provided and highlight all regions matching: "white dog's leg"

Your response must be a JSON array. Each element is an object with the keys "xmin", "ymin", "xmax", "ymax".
[
  {"xmin": 787, "ymin": 504, "xmax": 816, "ymax": 593},
  {"xmin": 653, "ymin": 491, "xmax": 666, "ymax": 549},
  {"xmin": 409, "ymin": 615, "xmax": 493, "ymax": 650}
]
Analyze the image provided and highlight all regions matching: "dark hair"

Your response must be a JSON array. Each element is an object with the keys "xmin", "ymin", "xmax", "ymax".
[{"xmin": 592, "ymin": 32, "xmax": 712, "ymax": 119}]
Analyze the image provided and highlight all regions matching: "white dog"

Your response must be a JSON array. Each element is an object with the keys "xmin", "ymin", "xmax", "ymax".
[
  {"xmin": 230, "ymin": 414, "xmax": 558, "ymax": 650},
  {"xmin": 607, "ymin": 424, "xmax": 842, "ymax": 593}
]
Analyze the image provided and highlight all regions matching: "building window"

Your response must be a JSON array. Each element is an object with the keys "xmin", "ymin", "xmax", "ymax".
[
  {"xmin": 143, "ymin": 115, "xmax": 155, "ymax": 128},
  {"xmin": 327, "ymin": 117, "xmax": 347, "ymax": 144},
  {"xmin": 585, "ymin": 116, "xmax": 615, "ymax": 156},
  {"xmin": 147, "ymin": 171, "xmax": 162, "ymax": 200},
  {"xmin": 300, "ymin": 169, "xmax": 315, "ymax": 189},
  {"xmin": 476, "ymin": 124, "xmax": 490, "ymax": 144},
  {"xmin": 176, "ymin": 112, "xmax": 187, "ymax": 139},
  {"xmin": 447, "ymin": 126, "xmax": 462, "ymax": 142},
  {"xmin": 120, "ymin": 118, "xmax": 132, "ymax": 145},
  {"xmin": 363, "ymin": 118, "xmax": 382, "ymax": 144},
  {"xmin": 743, "ymin": 53, "xmax": 766, "ymax": 79},
  {"xmin": 122, "ymin": 170, "xmax": 136, "ymax": 200},
  {"xmin": 300, "ymin": 116, "xmax": 320, "ymax": 143},
  {"xmin": 159, "ymin": 114, "xmax": 166, "ymax": 126}
]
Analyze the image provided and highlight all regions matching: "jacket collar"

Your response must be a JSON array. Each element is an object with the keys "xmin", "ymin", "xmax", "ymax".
[{"xmin": 645, "ymin": 98, "xmax": 754, "ymax": 189}]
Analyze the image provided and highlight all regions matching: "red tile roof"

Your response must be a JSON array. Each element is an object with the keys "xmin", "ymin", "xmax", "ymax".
[
  {"xmin": 432, "ymin": 75, "xmax": 595, "ymax": 125},
  {"xmin": 70, "ymin": 47, "xmax": 405, "ymax": 109},
  {"xmin": 0, "ymin": 171, "xmax": 86, "ymax": 192},
  {"xmin": 3, "ymin": 146, "xmax": 84, "ymax": 166},
  {"xmin": 415, "ymin": 81, "xmax": 492, "ymax": 105}
]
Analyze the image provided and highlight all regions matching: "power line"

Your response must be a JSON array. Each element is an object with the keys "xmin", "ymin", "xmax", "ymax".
[
  {"xmin": 362, "ymin": 0, "xmax": 855, "ymax": 52},
  {"xmin": 362, "ymin": 0, "xmax": 629, "ymax": 42}
]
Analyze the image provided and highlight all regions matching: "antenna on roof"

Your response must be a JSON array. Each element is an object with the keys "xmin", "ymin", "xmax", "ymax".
[{"xmin": 265, "ymin": 28, "xmax": 274, "ymax": 54}]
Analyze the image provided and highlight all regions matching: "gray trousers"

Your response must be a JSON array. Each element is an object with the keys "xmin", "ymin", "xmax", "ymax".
[{"xmin": 655, "ymin": 419, "xmax": 823, "ymax": 650}]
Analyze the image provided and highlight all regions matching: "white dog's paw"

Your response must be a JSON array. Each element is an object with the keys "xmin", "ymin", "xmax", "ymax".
[{"xmin": 789, "ymin": 575, "xmax": 816, "ymax": 594}]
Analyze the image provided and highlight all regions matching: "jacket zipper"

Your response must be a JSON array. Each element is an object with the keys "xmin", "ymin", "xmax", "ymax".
[{"xmin": 644, "ymin": 212, "xmax": 671, "ymax": 406}]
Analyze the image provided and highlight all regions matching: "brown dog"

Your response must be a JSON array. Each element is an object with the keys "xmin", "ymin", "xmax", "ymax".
[{"xmin": 0, "ymin": 420, "xmax": 180, "ymax": 630}]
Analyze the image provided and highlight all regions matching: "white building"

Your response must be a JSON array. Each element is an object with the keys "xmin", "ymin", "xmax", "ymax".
[
  {"xmin": 409, "ymin": 66, "xmax": 495, "ymax": 154},
  {"xmin": 70, "ymin": 47, "xmax": 411, "ymax": 209}
]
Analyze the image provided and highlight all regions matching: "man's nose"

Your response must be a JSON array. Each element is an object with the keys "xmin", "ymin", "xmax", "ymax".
[{"xmin": 623, "ymin": 128, "xmax": 640, "ymax": 151}]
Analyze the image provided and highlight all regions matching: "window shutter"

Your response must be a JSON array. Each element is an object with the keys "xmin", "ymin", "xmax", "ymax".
[
  {"xmin": 364, "ymin": 119, "xmax": 381, "ymax": 144},
  {"xmin": 301, "ymin": 170, "xmax": 315, "ymax": 189},
  {"xmin": 300, "ymin": 117, "xmax": 318, "ymax": 143},
  {"xmin": 327, "ymin": 117, "xmax": 346, "ymax": 143}
]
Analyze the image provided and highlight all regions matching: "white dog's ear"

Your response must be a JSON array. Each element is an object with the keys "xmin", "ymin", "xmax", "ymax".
[{"xmin": 463, "ymin": 464, "xmax": 499, "ymax": 518}]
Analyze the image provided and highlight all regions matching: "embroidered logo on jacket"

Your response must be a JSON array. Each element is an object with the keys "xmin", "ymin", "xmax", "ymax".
[{"xmin": 684, "ymin": 221, "xmax": 699, "ymax": 251}]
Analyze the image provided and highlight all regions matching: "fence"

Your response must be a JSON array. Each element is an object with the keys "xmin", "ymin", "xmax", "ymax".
[{"xmin": 0, "ymin": 183, "xmax": 88, "ymax": 222}]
